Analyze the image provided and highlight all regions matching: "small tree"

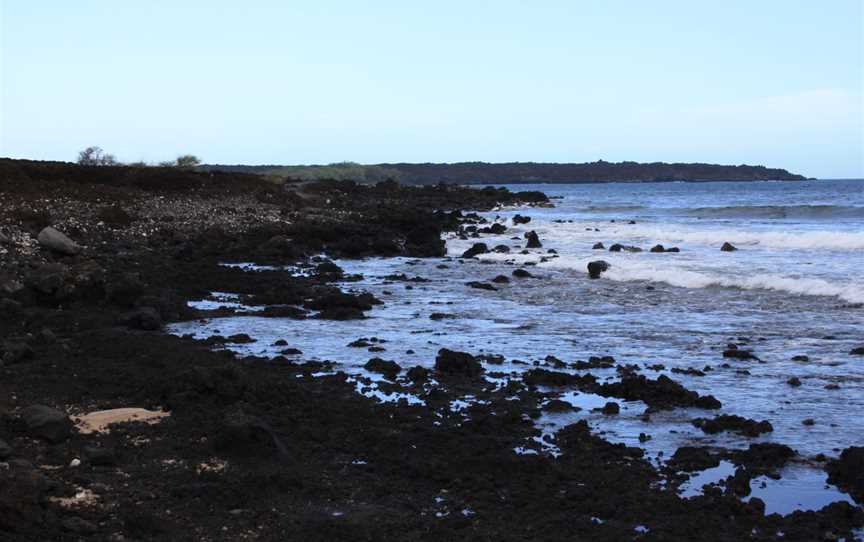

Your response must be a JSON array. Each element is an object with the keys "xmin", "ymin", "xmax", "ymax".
[
  {"xmin": 77, "ymin": 146, "xmax": 117, "ymax": 166},
  {"xmin": 175, "ymin": 154, "xmax": 201, "ymax": 169}
]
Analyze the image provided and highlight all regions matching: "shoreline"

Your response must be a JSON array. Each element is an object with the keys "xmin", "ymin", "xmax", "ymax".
[{"xmin": 1, "ymin": 159, "xmax": 862, "ymax": 541}]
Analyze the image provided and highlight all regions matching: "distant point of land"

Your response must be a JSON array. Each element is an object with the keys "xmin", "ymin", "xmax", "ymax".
[{"xmin": 202, "ymin": 160, "xmax": 808, "ymax": 185}]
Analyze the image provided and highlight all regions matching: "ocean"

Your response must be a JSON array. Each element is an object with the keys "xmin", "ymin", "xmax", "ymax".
[{"xmin": 170, "ymin": 179, "xmax": 863, "ymax": 515}]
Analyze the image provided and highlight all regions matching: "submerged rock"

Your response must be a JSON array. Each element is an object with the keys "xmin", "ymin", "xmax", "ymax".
[
  {"xmin": 587, "ymin": 260, "xmax": 609, "ymax": 279},
  {"xmin": 849, "ymin": 346, "xmax": 864, "ymax": 356},
  {"xmin": 721, "ymin": 242, "xmax": 738, "ymax": 252}
]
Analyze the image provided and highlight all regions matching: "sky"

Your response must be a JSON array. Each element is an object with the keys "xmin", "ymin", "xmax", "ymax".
[{"xmin": 1, "ymin": 1, "xmax": 862, "ymax": 178}]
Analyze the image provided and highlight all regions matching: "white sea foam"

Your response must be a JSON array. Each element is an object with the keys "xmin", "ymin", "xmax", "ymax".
[
  {"xmin": 540, "ymin": 222, "xmax": 864, "ymax": 251},
  {"xmin": 541, "ymin": 256, "xmax": 864, "ymax": 304}
]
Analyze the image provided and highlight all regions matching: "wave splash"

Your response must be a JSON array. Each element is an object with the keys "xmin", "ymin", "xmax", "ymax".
[{"xmin": 542, "ymin": 257, "xmax": 864, "ymax": 304}]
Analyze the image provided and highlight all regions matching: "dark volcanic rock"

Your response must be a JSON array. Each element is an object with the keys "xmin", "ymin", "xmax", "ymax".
[
  {"xmin": 1, "ymin": 342, "xmax": 34, "ymax": 364},
  {"xmin": 787, "ymin": 376, "xmax": 802, "ymax": 387},
  {"xmin": 826, "ymin": 447, "xmax": 864, "ymax": 503},
  {"xmin": 721, "ymin": 242, "xmax": 738, "ymax": 252},
  {"xmin": 599, "ymin": 375, "xmax": 721, "ymax": 411},
  {"xmin": 692, "ymin": 415, "xmax": 773, "ymax": 437},
  {"xmin": 543, "ymin": 399, "xmax": 577, "ymax": 413},
  {"xmin": 491, "ymin": 244, "xmax": 511, "ymax": 253},
  {"xmin": 0, "ymin": 439, "xmax": 11, "ymax": 460},
  {"xmin": 429, "ymin": 312, "xmax": 456, "ymax": 320},
  {"xmin": 649, "ymin": 244, "xmax": 665, "ymax": 253},
  {"xmin": 214, "ymin": 406, "xmax": 287, "ymax": 457},
  {"xmin": 850, "ymin": 346, "xmax": 864, "ymax": 356},
  {"xmin": 37, "ymin": 226, "xmax": 80, "ymax": 255},
  {"xmin": 491, "ymin": 275, "xmax": 510, "ymax": 284},
  {"xmin": 119, "ymin": 306, "xmax": 162, "ymax": 330},
  {"xmin": 668, "ymin": 446, "xmax": 720, "ymax": 471},
  {"xmin": 512, "ymin": 268, "xmax": 533, "ymax": 278},
  {"xmin": 406, "ymin": 366, "xmax": 429, "ymax": 382},
  {"xmin": 363, "ymin": 358, "xmax": 401, "ymax": 380},
  {"xmin": 587, "ymin": 260, "xmax": 609, "ymax": 279},
  {"xmin": 524, "ymin": 230, "xmax": 542, "ymax": 248},
  {"xmin": 461, "ymin": 242, "xmax": 489, "ymax": 258},
  {"xmin": 434, "ymin": 348, "xmax": 483, "ymax": 377},
  {"xmin": 466, "ymin": 281, "xmax": 497, "ymax": 291},
  {"xmin": 21, "ymin": 405, "xmax": 71, "ymax": 443},
  {"xmin": 0, "ymin": 463, "xmax": 47, "ymax": 532},
  {"xmin": 512, "ymin": 214, "xmax": 531, "ymax": 225},
  {"xmin": 592, "ymin": 242, "xmax": 605, "ymax": 250},
  {"xmin": 722, "ymin": 345, "xmax": 758, "ymax": 361},
  {"xmin": 600, "ymin": 401, "xmax": 620, "ymax": 415},
  {"xmin": 730, "ymin": 443, "xmax": 795, "ymax": 472},
  {"xmin": 479, "ymin": 223, "xmax": 507, "ymax": 234}
]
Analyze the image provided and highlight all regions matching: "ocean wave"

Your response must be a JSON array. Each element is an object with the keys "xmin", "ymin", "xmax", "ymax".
[
  {"xmin": 682, "ymin": 205, "xmax": 864, "ymax": 220},
  {"xmin": 541, "ymin": 257, "xmax": 864, "ymax": 304},
  {"xmin": 539, "ymin": 222, "xmax": 864, "ymax": 251}
]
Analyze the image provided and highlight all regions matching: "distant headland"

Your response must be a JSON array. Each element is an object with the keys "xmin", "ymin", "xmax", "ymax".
[{"xmin": 203, "ymin": 160, "xmax": 809, "ymax": 184}]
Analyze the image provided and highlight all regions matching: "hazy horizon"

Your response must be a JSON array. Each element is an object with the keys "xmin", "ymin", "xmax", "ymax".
[{"xmin": 1, "ymin": 1, "xmax": 861, "ymax": 178}]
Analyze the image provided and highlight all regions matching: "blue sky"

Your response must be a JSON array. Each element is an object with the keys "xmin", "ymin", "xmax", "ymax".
[{"xmin": 1, "ymin": 1, "xmax": 861, "ymax": 177}]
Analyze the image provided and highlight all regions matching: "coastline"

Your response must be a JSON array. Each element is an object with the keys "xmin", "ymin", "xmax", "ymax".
[{"xmin": 1, "ymin": 160, "xmax": 862, "ymax": 541}]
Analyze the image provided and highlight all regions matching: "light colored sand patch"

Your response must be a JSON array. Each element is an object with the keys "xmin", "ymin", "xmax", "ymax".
[
  {"xmin": 49, "ymin": 488, "xmax": 99, "ymax": 508},
  {"xmin": 73, "ymin": 408, "xmax": 170, "ymax": 434}
]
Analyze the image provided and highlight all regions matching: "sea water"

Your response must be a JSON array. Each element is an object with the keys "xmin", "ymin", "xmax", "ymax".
[{"xmin": 170, "ymin": 179, "xmax": 863, "ymax": 513}]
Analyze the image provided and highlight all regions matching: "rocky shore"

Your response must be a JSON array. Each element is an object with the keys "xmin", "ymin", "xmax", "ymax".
[{"xmin": 1, "ymin": 158, "xmax": 861, "ymax": 541}]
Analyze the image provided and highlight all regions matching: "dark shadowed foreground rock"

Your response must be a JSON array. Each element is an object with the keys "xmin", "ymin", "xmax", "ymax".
[
  {"xmin": 434, "ymin": 348, "xmax": 483, "ymax": 377},
  {"xmin": 0, "ymin": 463, "xmax": 47, "ymax": 532},
  {"xmin": 587, "ymin": 260, "xmax": 609, "ymax": 279},
  {"xmin": 21, "ymin": 404, "xmax": 71, "ymax": 443},
  {"xmin": 37, "ymin": 226, "xmax": 80, "ymax": 255}
]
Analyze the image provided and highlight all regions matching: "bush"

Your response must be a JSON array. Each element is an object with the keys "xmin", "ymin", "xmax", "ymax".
[{"xmin": 77, "ymin": 146, "xmax": 117, "ymax": 166}]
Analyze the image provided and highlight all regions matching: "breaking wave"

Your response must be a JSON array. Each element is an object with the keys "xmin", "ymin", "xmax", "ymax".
[
  {"xmin": 682, "ymin": 205, "xmax": 864, "ymax": 220},
  {"xmin": 542, "ymin": 257, "xmax": 864, "ymax": 304}
]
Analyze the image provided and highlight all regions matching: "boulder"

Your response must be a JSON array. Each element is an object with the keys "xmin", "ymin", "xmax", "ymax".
[
  {"xmin": 461, "ymin": 243, "xmax": 489, "ymax": 259},
  {"xmin": 492, "ymin": 244, "xmax": 511, "ymax": 253},
  {"xmin": 119, "ymin": 306, "xmax": 162, "ymax": 330},
  {"xmin": 587, "ymin": 260, "xmax": 610, "ymax": 279},
  {"xmin": 650, "ymin": 244, "xmax": 665, "ymax": 253},
  {"xmin": 592, "ymin": 242, "xmax": 605, "ymax": 250},
  {"xmin": 0, "ymin": 439, "xmax": 11, "ymax": 460},
  {"xmin": 37, "ymin": 226, "xmax": 79, "ymax": 255},
  {"xmin": 512, "ymin": 214, "xmax": 531, "ymax": 225},
  {"xmin": 1, "ymin": 342, "xmax": 34, "ymax": 364},
  {"xmin": 466, "ymin": 281, "xmax": 497, "ymax": 291},
  {"xmin": 524, "ymin": 231, "xmax": 542, "ymax": 248},
  {"xmin": 601, "ymin": 402, "xmax": 620, "ymax": 415},
  {"xmin": 491, "ymin": 275, "xmax": 510, "ymax": 284},
  {"xmin": 406, "ymin": 366, "xmax": 429, "ymax": 382},
  {"xmin": 21, "ymin": 405, "xmax": 71, "ymax": 443},
  {"xmin": 721, "ymin": 242, "xmax": 737, "ymax": 252},
  {"xmin": 435, "ymin": 348, "xmax": 483, "ymax": 377},
  {"xmin": 512, "ymin": 269, "xmax": 533, "ymax": 278},
  {"xmin": 0, "ymin": 463, "xmax": 47, "ymax": 531},
  {"xmin": 363, "ymin": 358, "xmax": 401, "ymax": 380},
  {"xmin": 849, "ymin": 346, "xmax": 864, "ymax": 356}
]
